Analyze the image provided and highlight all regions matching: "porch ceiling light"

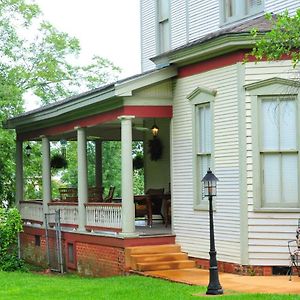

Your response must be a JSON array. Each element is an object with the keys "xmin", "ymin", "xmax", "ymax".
[
  {"xmin": 25, "ymin": 144, "xmax": 32, "ymax": 157},
  {"xmin": 60, "ymin": 139, "xmax": 67, "ymax": 158},
  {"xmin": 151, "ymin": 123, "xmax": 159, "ymax": 137}
]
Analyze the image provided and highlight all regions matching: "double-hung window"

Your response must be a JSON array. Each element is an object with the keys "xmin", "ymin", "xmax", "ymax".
[
  {"xmin": 157, "ymin": 0, "xmax": 170, "ymax": 54},
  {"xmin": 188, "ymin": 87, "xmax": 215, "ymax": 208},
  {"xmin": 221, "ymin": 0, "xmax": 264, "ymax": 24},
  {"xmin": 197, "ymin": 104, "xmax": 212, "ymax": 204},
  {"xmin": 260, "ymin": 97, "xmax": 299, "ymax": 208}
]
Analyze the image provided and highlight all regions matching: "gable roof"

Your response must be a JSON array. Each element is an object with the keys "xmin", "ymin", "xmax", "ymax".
[{"xmin": 4, "ymin": 65, "xmax": 177, "ymax": 131}]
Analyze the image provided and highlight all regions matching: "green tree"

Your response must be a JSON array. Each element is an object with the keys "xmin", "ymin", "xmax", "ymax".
[
  {"xmin": 0, "ymin": 207, "xmax": 25, "ymax": 271},
  {"xmin": 0, "ymin": 0, "xmax": 121, "ymax": 205},
  {"xmin": 250, "ymin": 10, "xmax": 300, "ymax": 67}
]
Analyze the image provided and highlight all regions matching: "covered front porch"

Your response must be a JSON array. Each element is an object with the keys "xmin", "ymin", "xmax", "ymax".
[{"xmin": 7, "ymin": 66, "xmax": 177, "ymax": 237}]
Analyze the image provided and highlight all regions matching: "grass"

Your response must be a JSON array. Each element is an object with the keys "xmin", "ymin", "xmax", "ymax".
[{"xmin": 0, "ymin": 271, "xmax": 300, "ymax": 300}]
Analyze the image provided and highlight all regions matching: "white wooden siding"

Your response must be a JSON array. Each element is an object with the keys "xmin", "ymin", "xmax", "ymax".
[
  {"xmin": 140, "ymin": 1, "xmax": 300, "ymax": 72},
  {"xmin": 141, "ymin": 0, "xmax": 157, "ymax": 72},
  {"xmin": 265, "ymin": 0, "xmax": 299, "ymax": 15},
  {"xmin": 188, "ymin": 0, "xmax": 219, "ymax": 42},
  {"xmin": 245, "ymin": 60, "xmax": 300, "ymax": 266},
  {"xmin": 170, "ymin": 0, "xmax": 188, "ymax": 49},
  {"xmin": 172, "ymin": 65, "xmax": 241, "ymax": 264}
]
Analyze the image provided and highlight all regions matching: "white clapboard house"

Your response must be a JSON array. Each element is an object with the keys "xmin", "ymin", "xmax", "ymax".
[{"xmin": 4, "ymin": 0, "xmax": 300, "ymax": 276}]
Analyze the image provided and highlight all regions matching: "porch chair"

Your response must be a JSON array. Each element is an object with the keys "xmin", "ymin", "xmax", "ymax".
[
  {"xmin": 88, "ymin": 187, "xmax": 104, "ymax": 202},
  {"xmin": 103, "ymin": 186, "xmax": 115, "ymax": 202},
  {"xmin": 59, "ymin": 187, "xmax": 78, "ymax": 202},
  {"xmin": 145, "ymin": 188, "xmax": 164, "ymax": 227},
  {"xmin": 288, "ymin": 219, "xmax": 300, "ymax": 280}
]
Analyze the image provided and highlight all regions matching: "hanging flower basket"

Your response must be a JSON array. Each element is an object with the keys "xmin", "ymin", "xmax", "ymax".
[
  {"xmin": 148, "ymin": 137, "xmax": 163, "ymax": 161},
  {"xmin": 50, "ymin": 154, "xmax": 68, "ymax": 169},
  {"xmin": 133, "ymin": 154, "xmax": 144, "ymax": 170}
]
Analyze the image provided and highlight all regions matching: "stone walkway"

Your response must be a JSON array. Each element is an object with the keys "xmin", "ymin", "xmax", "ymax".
[{"xmin": 144, "ymin": 268, "xmax": 300, "ymax": 294}]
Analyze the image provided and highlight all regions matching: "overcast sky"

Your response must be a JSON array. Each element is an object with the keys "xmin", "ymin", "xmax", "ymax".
[{"xmin": 35, "ymin": 0, "xmax": 141, "ymax": 79}]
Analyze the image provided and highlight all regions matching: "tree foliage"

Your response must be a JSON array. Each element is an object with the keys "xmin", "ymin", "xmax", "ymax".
[
  {"xmin": 0, "ymin": 207, "xmax": 25, "ymax": 271},
  {"xmin": 0, "ymin": 0, "xmax": 121, "ymax": 205},
  {"xmin": 250, "ymin": 10, "xmax": 300, "ymax": 67}
]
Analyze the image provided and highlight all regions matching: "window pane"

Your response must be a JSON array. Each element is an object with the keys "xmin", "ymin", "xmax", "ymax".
[
  {"xmin": 280, "ymin": 99, "xmax": 297, "ymax": 150},
  {"xmin": 246, "ymin": 0, "xmax": 263, "ymax": 14},
  {"xmin": 198, "ymin": 105, "xmax": 211, "ymax": 153},
  {"xmin": 159, "ymin": 20, "xmax": 170, "ymax": 53},
  {"xmin": 261, "ymin": 99, "xmax": 279, "ymax": 150},
  {"xmin": 282, "ymin": 154, "xmax": 298, "ymax": 204},
  {"xmin": 224, "ymin": 0, "xmax": 235, "ymax": 20},
  {"xmin": 262, "ymin": 154, "xmax": 281, "ymax": 205}
]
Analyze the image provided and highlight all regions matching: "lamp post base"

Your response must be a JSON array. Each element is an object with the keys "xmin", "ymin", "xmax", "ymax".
[
  {"xmin": 206, "ymin": 265, "xmax": 223, "ymax": 295},
  {"xmin": 206, "ymin": 288, "xmax": 224, "ymax": 295}
]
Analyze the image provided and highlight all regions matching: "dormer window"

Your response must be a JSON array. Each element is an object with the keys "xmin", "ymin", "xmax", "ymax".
[{"xmin": 221, "ymin": 0, "xmax": 264, "ymax": 24}]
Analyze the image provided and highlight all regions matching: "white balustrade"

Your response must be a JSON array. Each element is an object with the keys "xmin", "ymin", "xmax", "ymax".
[
  {"xmin": 20, "ymin": 201, "xmax": 44, "ymax": 224},
  {"xmin": 48, "ymin": 203, "xmax": 78, "ymax": 227},
  {"xmin": 86, "ymin": 203, "xmax": 122, "ymax": 230},
  {"xmin": 20, "ymin": 201, "xmax": 122, "ymax": 232}
]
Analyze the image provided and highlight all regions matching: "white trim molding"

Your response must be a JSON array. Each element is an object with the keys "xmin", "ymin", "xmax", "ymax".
[{"xmin": 188, "ymin": 85, "xmax": 217, "ymax": 210}]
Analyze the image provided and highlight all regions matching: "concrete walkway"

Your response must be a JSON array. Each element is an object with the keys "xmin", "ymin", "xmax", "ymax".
[{"xmin": 144, "ymin": 268, "xmax": 300, "ymax": 294}]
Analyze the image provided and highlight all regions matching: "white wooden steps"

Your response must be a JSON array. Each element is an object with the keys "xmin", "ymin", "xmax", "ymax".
[{"xmin": 125, "ymin": 244, "xmax": 195, "ymax": 272}]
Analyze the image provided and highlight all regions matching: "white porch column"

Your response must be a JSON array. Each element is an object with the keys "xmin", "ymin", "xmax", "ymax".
[
  {"xmin": 77, "ymin": 127, "xmax": 88, "ymax": 231},
  {"xmin": 16, "ymin": 139, "xmax": 24, "ymax": 209},
  {"xmin": 95, "ymin": 140, "xmax": 102, "ymax": 188},
  {"xmin": 41, "ymin": 136, "xmax": 51, "ymax": 214},
  {"xmin": 118, "ymin": 115, "xmax": 136, "ymax": 236}
]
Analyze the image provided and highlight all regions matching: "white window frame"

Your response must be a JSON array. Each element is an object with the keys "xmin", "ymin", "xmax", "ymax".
[
  {"xmin": 156, "ymin": 0, "xmax": 170, "ymax": 54},
  {"xmin": 188, "ymin": 86, "xmax": 216, "ymax": 210},
  {"xmin": 245, "ymin": 77, "xmax": 300, "ymax": 212},
  {"xmin": 220, "ymin": 0, "xmax": 264, "ymax": 25},
  {"xmin": 259, "ymin": 96, "xmax": 299, "ymax": 208}
]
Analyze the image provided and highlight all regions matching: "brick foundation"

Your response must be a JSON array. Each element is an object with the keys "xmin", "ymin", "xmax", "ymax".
[
  {"xmin": 20, "ymin": 226, "xmax": 175, "ymax": 277},
  {"xmin": 192, "ymin": 257, "xmax": 274, "ymax": 276}
]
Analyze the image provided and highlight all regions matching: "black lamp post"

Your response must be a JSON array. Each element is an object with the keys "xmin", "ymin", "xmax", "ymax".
[{"xmin": 201, "ymin": 168, "xmax": 223, "ymax": 295}]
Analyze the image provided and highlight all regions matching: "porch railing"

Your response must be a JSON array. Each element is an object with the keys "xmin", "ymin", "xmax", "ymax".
[
  {"xmin": 20, "ymin": 201, "xmax": 44, "ymax": 225},
  {"xmin": 20, "ymin": 201, "xmax": 122, "ymax": 232},
  {"xmin": 48, "ymin": 202, "xmax": 79, "ymax": 228},
  {"xmin": 85, "ymin": 203, "xmax": 122, "ymax": 232}
]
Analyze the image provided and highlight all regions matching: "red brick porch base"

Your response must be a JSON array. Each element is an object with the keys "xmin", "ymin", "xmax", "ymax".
[
  {"xmin": 192, "ymin": 257, "xmax": 273, "ymax": 276},
  {"xmin": 20, "ymin": 225, "xmax": 175, "ymax": 277}
]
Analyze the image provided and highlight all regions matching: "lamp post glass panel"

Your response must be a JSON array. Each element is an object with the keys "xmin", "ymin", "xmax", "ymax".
[{"xmin": 201, "ymin": 168, "xmax": 223, "ymax": 295}]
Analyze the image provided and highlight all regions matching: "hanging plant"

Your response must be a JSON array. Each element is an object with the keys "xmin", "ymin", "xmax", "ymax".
[
  {"xmin": 148, "ymin": 137, "xmax": 163, "ymax": 161},
  {"xmin": 133, "ymin": 154, "xmax": 144, "ymax": 170},
  {"xmin": 50, "ymin": 154, "xmax": 68, "ymax": 169}
]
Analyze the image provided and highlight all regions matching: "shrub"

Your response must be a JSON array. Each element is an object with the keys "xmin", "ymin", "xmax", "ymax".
[{"xmin": 0, "ymin": 207, "xmax": 26, "ymax": 271}]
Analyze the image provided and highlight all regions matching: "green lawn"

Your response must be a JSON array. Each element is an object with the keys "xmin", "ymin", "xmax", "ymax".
[{"xmin": 0, "ymin": 271, "xmax": 299, "ymax": 300}]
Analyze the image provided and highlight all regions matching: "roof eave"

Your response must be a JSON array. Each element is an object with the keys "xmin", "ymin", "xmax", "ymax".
[
  {"xmin": 151, "ymin": 33, "xmax": 261, "ymax": 67},
  {"xmin": 4, "ymin": 65, "xmax": 178, "ymax": 130}
]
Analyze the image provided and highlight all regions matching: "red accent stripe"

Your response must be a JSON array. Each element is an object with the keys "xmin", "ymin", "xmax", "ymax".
[
  {"xmin": 19, "ymin": 105, "xmax": 172, "ymax": 140},
  {"xmin": 178, "ymin": 50, "xmax": 248, "ymax": 78},
  {"xmin": 178, "ymin": 50, "xmax": 292, "ymax": 78}
]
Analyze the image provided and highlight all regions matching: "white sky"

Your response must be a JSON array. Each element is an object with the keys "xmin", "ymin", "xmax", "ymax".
[{"xmin": 34, "ymin": 0, "xmax": 141, "ymax": 79}]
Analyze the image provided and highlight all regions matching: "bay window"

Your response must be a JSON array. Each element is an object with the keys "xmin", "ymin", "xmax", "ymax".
[
  {"xmin": 221, "ymin": 0, "xmax": 264, "ymax": 24},
  {"xmin": 260, "ymin": 97, "xmax": 299, "ymax": 208}
]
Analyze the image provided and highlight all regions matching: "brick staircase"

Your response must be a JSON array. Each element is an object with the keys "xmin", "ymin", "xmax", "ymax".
[{"xmin": 125, "ymin": 244, "xmax": 195, "ymax": 272}]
